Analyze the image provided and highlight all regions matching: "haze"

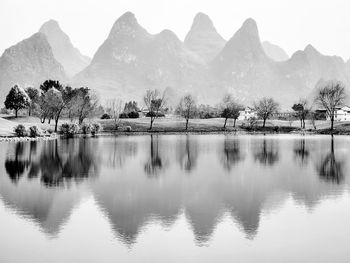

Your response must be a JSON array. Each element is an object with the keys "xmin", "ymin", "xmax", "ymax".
[{"xmin": 1, "ymin": 0, "xmax": 350, "ymax": 60}]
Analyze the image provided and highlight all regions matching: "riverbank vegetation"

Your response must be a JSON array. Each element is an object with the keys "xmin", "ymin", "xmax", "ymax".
[{"xmin": 1, "ymin": 79, "xmax": 349, "ymax": 137}]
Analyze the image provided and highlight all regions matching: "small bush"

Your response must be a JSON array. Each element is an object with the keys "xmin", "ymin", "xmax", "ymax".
[
  {"xmin": 47, "ymin": 128, "xmax": 54, "ymax": 134},
  {"xmin": 101, "ymin": 113, "xmax": 111, "ymax": 119},
  {"xmin": 146, "ymin": 112, "xmax": 165, "ymax": 117},
  {"xmin": 60, "ymin": 123, "xmax": 80, "ymax": 138},
  {"xmin": 128, "ymin": 111, "xmax": 139, "ymax": 118},
  {"xmin": 91, "ymin": 123, "xmax": 102, "ymax": 136},
  {"xmin": 125, "ymin": 126, "xmax": 132, "ymax": 132},
  {"xmin": 119, "ymin": 112, "xmax": 129, "ymax": 119},
  {"xmin": 29, "ymin": 126, "xmax": 40, "ymax": 138},
  {"xmin": 14, "ymin": 124, "xmax": 27, "ymax": 137},
  {"xmin": 81, "ymin": 123, "xmax": 93, "ymax": 135}
]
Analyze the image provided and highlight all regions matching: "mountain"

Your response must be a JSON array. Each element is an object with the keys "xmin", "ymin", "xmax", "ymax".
[
  {"xmin": 74, "ymin": 12, "xmax": 208, "ymax": 104},
  {"xmin": 184, "ymin": 12, "xmax": 226, "ymax": 62},
  {"xmin": 262, "ymin": 41, "xmax": 289, "ymax": 61},
  {"xmin": 0, "ymin": 32, "xmax": 66, "ymax": 102},
  {"xmin": 39, "ymin": 20, "xmax": 91, "ymax": 77}
]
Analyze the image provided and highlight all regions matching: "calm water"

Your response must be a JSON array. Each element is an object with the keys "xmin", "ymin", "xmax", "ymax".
[{"xmin": 0, "ymin": 134, "xmax": 350, "ymax": 263}]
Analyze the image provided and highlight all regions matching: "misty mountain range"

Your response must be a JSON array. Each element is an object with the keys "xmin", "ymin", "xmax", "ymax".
[{"xmin": 1, "ymin": 11, "xmax": 350, "ymax": 108}]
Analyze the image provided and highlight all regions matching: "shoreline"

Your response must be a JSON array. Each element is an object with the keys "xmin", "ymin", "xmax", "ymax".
[{"xmin": 0, "ymin": 128, "xmax": 346, "ymax": 142}]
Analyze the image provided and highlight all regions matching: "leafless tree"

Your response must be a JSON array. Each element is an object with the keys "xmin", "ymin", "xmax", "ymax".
[
  {"xmin": 143, "ymin": 89, "xmax": 167, "ymax": 130},
  {"xmin": 314, "ymin": 81, "xmax": 346, "ymax": 130},
  {"xmin": 176, "ymin": 94, "xmax": 197, "ymax": 130},
  {"xmin": 107, "ymin": 98, "xmax": 123, "ymax": 130},
  {"xmin": 254, "ymin": 98, "xmax": 279, "ymax": 128}
]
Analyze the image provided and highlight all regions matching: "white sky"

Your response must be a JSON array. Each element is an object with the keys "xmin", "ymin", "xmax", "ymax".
[{"xmin": 1, "ymin": 0, "xmax": 350, "ymax": 61}]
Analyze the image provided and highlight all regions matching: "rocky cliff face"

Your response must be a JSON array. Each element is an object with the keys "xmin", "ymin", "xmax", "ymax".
[
  {"xmin": 262, "ymin": 41, "xmax": 289, "ymax": 62},
  {"xmin": 39, "ymin": 20, "xmax": 91, "ymax": 77},
  {"xmin": 184, "ymin": 12, "xmax": 226, "ymax": 62},
  {"xmin": 0, "ymin": 33, "xmax": 66, "ymax": 102},
  {"xmin": 74, "ymin": 12, "xmax": 208, "ymax": 104}
]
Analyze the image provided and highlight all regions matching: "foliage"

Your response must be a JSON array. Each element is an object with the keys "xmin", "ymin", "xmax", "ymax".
[
  {"xmin": 314, "ymin": 80, "xmax": 346, "ymax": 130},
  {"xmin": 254, "ymin": 98, "xmax": 279, "ymax": 127},
  {"xmin": 91, "ymin": 123, "xmax": 102, "ymax": 136},
  {"xmin": 123, "ymin": 101, "xmax": 140, "ymax": 113},
  {"xmin": 101, "ymin": 113, "xmax": 111, "ymax": 119},
  {"xmin": 197, "ymin": 104, "xmax": 220, "ymax": 119},
  {"xmin": 128, "ymin": 111, "xmax": 139, "ymax": 118},
  {"xmin": 4, "ymin": 85, "xmax": 30, "ymax": 118},
  {"xmin": 60, "ymin": 123, "xmax": 80, "ymax": 137},
  {"xmin": 125, "ymin": 126, "xmax": 132, "ymax": 132},
  {"xmin": 14, "ymin": 124, "xmax": 27, "ymax": 137},
  {"xmin": 25, "ymin": 87, "xmax": 40, "ymax": 116},
  {"xmin": 220, "ymin": 94, "xmax": 243, "ymax": 128},
  {"xmin": 106, "ymin": 98, "xmax": 123, "ymax": 130},
  {"xmin": 81, "ymin": 123, "xmax": 93, "ymax": 135},
  {"xmin": 292, "ymin": 99, "xmax": 310, "ymax": 128},
  {"xmin": 29, "ymin": 126, "xmax": 40, "ymax": 138},
  {"xmin": 119, "ymin": 112, "xmax": 129, "ymax": 118}
]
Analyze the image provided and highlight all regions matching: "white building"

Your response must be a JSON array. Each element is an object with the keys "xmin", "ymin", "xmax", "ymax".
[
  {"xmin": 327, "ymin": 106, "xmax": 350, "ymax": 121},
  {"xmin": 238, "ymin": 107, "xmax": 257, "ymax": 121}
]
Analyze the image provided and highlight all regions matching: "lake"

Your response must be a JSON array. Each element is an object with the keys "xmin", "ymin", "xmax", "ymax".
[{"xmin": 0, "ymin": 134, "xmax": 350, "ymax": 263}]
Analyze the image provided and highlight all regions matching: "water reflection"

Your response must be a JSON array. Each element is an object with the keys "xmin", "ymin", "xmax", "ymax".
[
  {"xmin": 220, "ymin": 136, "xmax": 245, "ymax": 171},
  {"xmin": 316, "ymin": 138, "xmax": 344, "ymax": 184},
  {"xmin": 176, "ymin": 135, "xmax": 199, "ymax": 172},
  {"xmin": 253, "ymin": 138, "xmax": 279, "ymax": 166},
  {"xmin": 1, "ymin": 135, "xmax": 350, "ymax": 246},
  {"xmin": 294, "ymin": 138, "xmax": 310, "ymax": 166}
]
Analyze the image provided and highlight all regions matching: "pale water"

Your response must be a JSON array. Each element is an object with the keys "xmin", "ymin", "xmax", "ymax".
[{"xmin": 0, "ymin": 135, "xmax": 350, "ymax": 263}]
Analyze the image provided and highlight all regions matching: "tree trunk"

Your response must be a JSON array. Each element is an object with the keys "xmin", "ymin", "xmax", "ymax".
[
  {"xmin": 223, "ymin": 118, "xmax": 228, "ymax": 128},
  {"xmin": 149, "ymin": 118, "xmax": 154, "ymax": 130},
  {"xmin": 263, "ymin": 118, "xmax": 266, "ymax": 128},
  {"xmin": 302, "ymin": 119, "xmax": 305, "ymax": 129},
  {"xmin": 15, "ymin": 109, "xmax": 18, "ymax": 118},
  {"xmin": 300, "ymin": 119, "xmax": 302, "ymax": 128},
  {"xmin": 233, "ymin": 119, "xmax": 237, "ymax": 128},
  {"xmin": 28, "ymin": 107, "xmax": 31, "ymax": 117},
  {"xmin": 185, "ymin": 119, "xmax": 189, "ymax": 130},
  {"xmin": 55, "ymin": 117, "xmax": 59, "ymax": 132},
  {"xmin": 48, "ymin": 118, "xmax": 51, "ymax": 124},
  {"xmin": 331, "ymin": 117, "xmax": 334, "ymax": 131}
]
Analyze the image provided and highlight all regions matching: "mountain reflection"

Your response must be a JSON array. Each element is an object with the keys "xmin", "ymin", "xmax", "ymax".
[{"xmin": 0, "ymin": 135, "xmax": 349, "ymax": 245}]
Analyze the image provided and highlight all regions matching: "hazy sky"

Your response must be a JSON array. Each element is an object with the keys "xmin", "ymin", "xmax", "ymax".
[{"xmin": 1, "ymin": 0, "xmax": 350, "ymax": 60}]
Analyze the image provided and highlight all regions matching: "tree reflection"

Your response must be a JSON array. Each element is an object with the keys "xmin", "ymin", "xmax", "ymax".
[
  {"xmin": 221, "ymin": 137, "xmax": 244, "ymax": 171},
  {"xmin": 316, "ymin": 137, "xmax": 344, "ymax": 184},
  {"xmin": 176, "ymin": 135, "xmax": 199, "ymax": 172},
  {"xmin": 144, "ymin": 135, "xmax": 164, "ymax": 177},
  {"xmin": 293, "ymin": 138, "xmax": 309, "ymax": 166},
  {"xmin": 107, "ymin": 138, "xmax": 138, "ymax": 168},
  {"xmin": 5, "ymin": 142, "xmax": 29, "ymax": 183},
  {"xmin": 5, "ymin": 139, "xmax": 100, "ymax": 187},
  {"xmin": 253, "ymin": 138, "xmax": 279, "ymax": 166}
]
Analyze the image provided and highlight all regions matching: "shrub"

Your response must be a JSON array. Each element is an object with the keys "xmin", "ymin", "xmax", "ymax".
[
  {"xmin": 146, "ymin": 112, "xmax": 165, "ymax": 117},
  {"xmin": 119, "ymin": 112, "xmax": 129, "ymax": 119},
  {"xmin": 91, "ymin": 123, "xmax": 102, "ymax": 136},
  {"xmin": 14, "ymin": 124, "xmax": 27, "ymax": 137},
  {"xmin": 101, "ymin": 113, "xmax": 111, "ymax": 119},
  {"xmin": 29, "ymin": 126, "xmax": 40, "ymax": 138},
  {"xmin": 125, "ymin": 126, "xmax": 132, "ymax": 132},
  {"xmin": 81, "ymin": 123, "xmax": 92, "ymax": 135},
  {"xmin": 60, "ymin": 123, "xmax": 79, "ymax": 138},
  {"xmin": 128, "ymin": 111, "xmax": 139, "ymax": 118}
]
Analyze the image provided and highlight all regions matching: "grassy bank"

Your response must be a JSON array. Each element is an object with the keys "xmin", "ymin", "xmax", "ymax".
[{"xmin": 2, "ymin": 114, "xmax": 350, "ymax": 137}]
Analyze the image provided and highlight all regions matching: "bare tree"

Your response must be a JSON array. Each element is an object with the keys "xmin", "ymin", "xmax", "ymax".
[
  {"xmin": 107, "ymin": 98, "xmax": 123, "ymax": 130},
  {"xmin": 254, "ymin": 98, "xmax": 279, "ymax": 128},
  {"xmin": 314, "ymin": 81, "xmax": 346, "ymax": 130},
  {"xmin": 143, "ymin": 89, "xmax": 167, "ymax": 130},
  {"xmin": 292, "ymin": 98, "xmax": 310, "ymax": 129},
  {"xmin": 176, "ymin": 94, "xmax": 197, "ymax": 130},
  {"xmin": 220, "ymin": 94, "xmax": 242, "ymax": 128}
]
